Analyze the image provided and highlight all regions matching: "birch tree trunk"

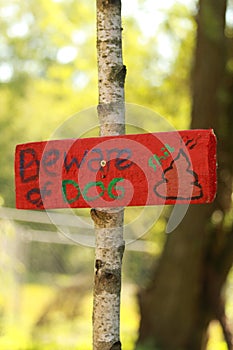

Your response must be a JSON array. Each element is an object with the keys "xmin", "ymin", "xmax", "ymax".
[{"xmin": 91, "ymin": 1, "xmax": 126, "ymax": 349}]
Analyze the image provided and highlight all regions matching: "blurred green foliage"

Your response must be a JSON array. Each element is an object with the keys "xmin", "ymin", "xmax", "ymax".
[
  {"xmin": 0, "ymin": 0, "xmax": 194, "ymax": 206},
  {"xmin": 0, "ymin": 0, "xmax": 192, "ymax": 300},
  {"xmin": 0, "ymin": 277, "xmax": 231, "ymax": 349},
  {"xmin": 0, "ymin": 0, "xmax": 231, "ymax": 349}
]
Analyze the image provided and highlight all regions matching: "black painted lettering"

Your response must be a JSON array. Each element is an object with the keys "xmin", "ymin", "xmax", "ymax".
[
  {"xmin": 106, "ymin": 148, "xmax": 119, "ymax": 171},
  {"xmin": 87, "ymin": 148, "xmax": 103, "ymax": 172},
  {"xmin": 115, "ymin": 148, "xmax": 133, "ymax": 170},
  {"xmin": 106, "ymin": 148, "xmax": 133, "ymax": 170},
  {"xmin": 20, "ymin": 148, "xmax": 40, "ymax": 183},
  {"xmin": 42, "ymin": 149, "xmax": 60, "ymax": 176},
  {"xmin": 64, "ymin": 149, "xmax": 89, "ymax": 173},
  {"xmin": 26, "ymin": 181, "xmax": 52, "ymax": 208}
]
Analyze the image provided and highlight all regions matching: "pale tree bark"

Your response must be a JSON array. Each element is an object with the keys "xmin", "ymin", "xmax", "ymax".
[{"xmin": 91, "ymin": 1, "xmax": 126, "ymax": 350}]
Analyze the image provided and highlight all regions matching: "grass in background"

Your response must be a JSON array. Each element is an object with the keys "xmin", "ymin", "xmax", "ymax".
[
  {"xmin": 0, "ymin": 268, "xmax": 233, "ymax": 349},
  {"xmin": 0, "ymin": 282, "xmax": 139, "ymax": 350}
]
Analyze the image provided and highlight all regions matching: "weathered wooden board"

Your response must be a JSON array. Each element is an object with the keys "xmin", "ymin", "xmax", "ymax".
[{"xmin": 15, "ymin": 129, "xmax": 217, "ymax": 210}]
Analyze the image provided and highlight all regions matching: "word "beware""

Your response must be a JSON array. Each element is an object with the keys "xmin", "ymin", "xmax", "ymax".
[{"xmin": 19, "ymin": 147, "xmax": 133, "ymax": 184}]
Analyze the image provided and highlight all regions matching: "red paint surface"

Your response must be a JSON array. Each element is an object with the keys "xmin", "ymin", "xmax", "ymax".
[{"xmin": 15, "ymin": 129, "xmax": 217, "ymax": 210}]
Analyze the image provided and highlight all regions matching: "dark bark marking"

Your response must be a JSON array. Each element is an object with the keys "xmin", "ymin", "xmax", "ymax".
[
  {"xmin": 97, "ymin": 0, "xmax": 121, "ymax": 8},
  {"xmin": 95, "ymin": 267, "xmax": 121, "ymax": 294},
  {"xmin": 110, "ymin": 341, "xmax": 122, "ymax": 349},
  {"xmin": 95, "ymin": 341, "xmax": 121, "ymax": 350},
  {"xmin": 109, "ymin": 65, "xmax": 127, "ymax": 87},
  {"xmin": 91, "ymin": 208, "xmax": 124, "ymax": 228},
  {"xmin": 95, "ymin": 259, "xmax": 104, "ymax": 275}
]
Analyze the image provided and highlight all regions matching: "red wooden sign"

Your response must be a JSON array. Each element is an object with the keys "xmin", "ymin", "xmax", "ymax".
[{"xmin": 15, "ymin": 129, "xmax": 217, "ymax": 210}]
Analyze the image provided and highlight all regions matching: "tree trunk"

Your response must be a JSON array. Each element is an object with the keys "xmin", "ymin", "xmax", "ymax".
[
  {"xmin": 92, "ymin": 1, "xmax": 126, "ymax": 350},
  {"xmin": 137, "ymin": 0, "xmax": 233, "ymax": 349}
]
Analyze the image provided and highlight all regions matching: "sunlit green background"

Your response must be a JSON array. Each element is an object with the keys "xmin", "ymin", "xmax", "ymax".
[{"xmin": 0, "ymin": 0, "xmax": 232, "ymax": 349}]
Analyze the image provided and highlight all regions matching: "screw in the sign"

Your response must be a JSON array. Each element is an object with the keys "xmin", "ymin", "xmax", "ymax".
[
  {"xmin": 100, "ymin": 159, "xmax": 107, "ymax": 178},
  {"xmin": 100, "ymin": 160, "xmax": 107, "ymax": 167}
]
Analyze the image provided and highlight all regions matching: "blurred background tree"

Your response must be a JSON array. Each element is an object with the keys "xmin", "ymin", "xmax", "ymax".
[
  {"xmin": 0, "ymin": 0, "xmax": 232, "ymax": 349},
  {"xmin": 137, "ymin": 0, "xmax": 233, "ymax": 349}
]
